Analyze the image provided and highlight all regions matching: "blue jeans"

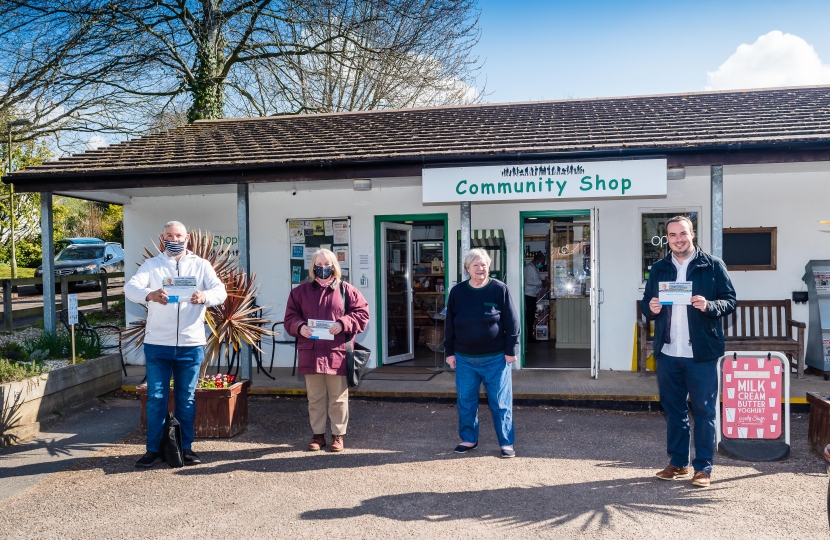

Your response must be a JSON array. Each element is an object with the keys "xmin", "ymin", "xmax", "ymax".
[
  {"xmin": 455, "ymin": 352, "xmax": 514, "ymax": 447},
  {"xmin": 657, "ymin": 352, "xmax": 718, "ymax": 473},
  {"xmin": 144, "ymin": 344, "xmax": 204, "ymax": 452}
]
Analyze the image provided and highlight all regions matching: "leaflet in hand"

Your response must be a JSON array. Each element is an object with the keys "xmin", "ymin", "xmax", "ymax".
[
  {"xmin": 308, "ymin": 319, "xmax": 335, "ymax": 340},
  {"xmin": 163, "ymin": 276, "xmax": 197, "ymax": 303},
  {"xmin": 659, "ymin": 281, "xmax": 692, "ymax": 305}
]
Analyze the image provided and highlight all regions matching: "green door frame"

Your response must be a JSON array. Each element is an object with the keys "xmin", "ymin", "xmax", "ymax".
[
  {"xmin": 519, "ymin": 209, "xmax": 590, "ymax": 368},
  {"xmin": 374, "ymin": 213, "xmax": 449, "ymax": 367}
]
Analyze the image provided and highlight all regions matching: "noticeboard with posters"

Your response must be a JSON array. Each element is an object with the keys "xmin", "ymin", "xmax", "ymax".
[{"xmin": 288, "ymin": 218, "xmax": 351, "ymax": 288}]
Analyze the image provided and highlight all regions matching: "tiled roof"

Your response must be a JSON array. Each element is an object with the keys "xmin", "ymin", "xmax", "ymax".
[{"xmin": 14, "ymin": 85, "xmax": 830, "ymax": 180}]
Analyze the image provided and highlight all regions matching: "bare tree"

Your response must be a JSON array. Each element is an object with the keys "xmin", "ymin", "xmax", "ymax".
[{"xmin": 1, "ymin": 0, "xmax": 483, "ymax": 137}]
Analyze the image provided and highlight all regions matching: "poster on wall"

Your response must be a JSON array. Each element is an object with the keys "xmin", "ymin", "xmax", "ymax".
[
  {"xmin": 335, "ymin": 246, "xmax": 349, "ymax": 268},
  {"xmin": 287, "ymin": 217, "xmax": 351, "ymax": 287},
  {"xmin": 289, "ymin": 223, "xmax": 305, "ymax": 244},
  {"xmin": 815, "ymin": 271, "xmax": 830, "ymax": 294},
  {"xmin": 333, "ymin": 221, "xmax": 350, "ymax": 244}
]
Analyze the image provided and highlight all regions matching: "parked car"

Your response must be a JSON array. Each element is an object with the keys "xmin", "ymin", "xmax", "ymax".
[
  {"xmin": 54, "ymin": 237, "xmax": 105, "ymax": 255},
  {"xmin": 35, "ymin": 242, "xmax": 125, "ymax": 292}
]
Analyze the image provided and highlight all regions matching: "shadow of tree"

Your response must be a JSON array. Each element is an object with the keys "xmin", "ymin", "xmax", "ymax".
[{"xmin": 299, "ymin": 473, "xmax": 763, "ymax": 531}]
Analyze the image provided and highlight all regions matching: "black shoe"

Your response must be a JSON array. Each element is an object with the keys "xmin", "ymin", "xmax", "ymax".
[
  {"xmin": 135, "ymin": 451, "xmax": 162, "ymax": 468},
  {"xmin": 454, "ymin": 442, "xmax": 478, "ymax": 454},
  {"xmin": 183, "ymin": 450, "xmax": 202, "ymax": 466},
  {"xmin": 501, "ymin": 447, "xmax": 516, "ymax": 459}
]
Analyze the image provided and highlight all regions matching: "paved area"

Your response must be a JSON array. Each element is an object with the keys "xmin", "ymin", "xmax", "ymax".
[
  {"xmin": 123, "ymin": 365, "xmax": 830, "ymax": 403},
  {"xmin": 0, "ymin": 397, "xmax": 826, "ymax": 539},
  {"xmin": 0, "ymin": 399, "xmax": 138, "ymax": 501}
]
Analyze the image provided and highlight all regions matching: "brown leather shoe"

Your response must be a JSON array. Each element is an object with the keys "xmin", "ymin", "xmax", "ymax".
[
  {"xmin": 330, "ymin": 435, "xmax": 344, "ymax": 452},
  {"xmin": 308, "ymin": 434, "xmax": 327, "ymax": 451},
  {"xmin": 655, "ymin": 464, "xmax": 691, "ymax": 480},
  {"xmin": 691, "ymin": 471, "xmax": 711, "ymax": 487}
]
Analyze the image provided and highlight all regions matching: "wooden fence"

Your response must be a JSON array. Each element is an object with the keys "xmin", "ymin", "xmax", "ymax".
[{"xmin": 0, "ymin": 272, "xmax": 125, "ymax": 330}]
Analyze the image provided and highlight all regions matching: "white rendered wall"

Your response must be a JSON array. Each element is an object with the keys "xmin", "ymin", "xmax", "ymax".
[
  {"xmin": 121, "ymin": 171, "xmax": 712, "ymax": 372},
  {"xmin": 723, "ymin": 162, "xmax": 830, "ymax": 345}
]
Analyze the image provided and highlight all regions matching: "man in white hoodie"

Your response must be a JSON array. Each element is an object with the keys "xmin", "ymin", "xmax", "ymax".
[{"xmin": 125, "ymin": 221, "xmax": 227, "ymax": 468}]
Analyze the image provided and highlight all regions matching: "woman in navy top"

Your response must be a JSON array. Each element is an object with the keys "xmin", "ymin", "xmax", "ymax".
[{"xmin": 445, "ymin": 248, "xmax": 520, "ymax": 458}]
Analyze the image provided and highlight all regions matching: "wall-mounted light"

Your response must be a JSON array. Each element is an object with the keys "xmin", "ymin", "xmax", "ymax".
[
  {"xmin": 667, "ymin": 167, "xmax": 685, "ymax": 180},
  {"xmin": 353, "ymin": 179, "xmax": 372, "ymax": 191}
]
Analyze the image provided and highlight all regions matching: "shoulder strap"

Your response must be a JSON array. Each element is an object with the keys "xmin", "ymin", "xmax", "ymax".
[{"xmin": 340, "ymin": 283, "xmax": 354, "ymax": 353}]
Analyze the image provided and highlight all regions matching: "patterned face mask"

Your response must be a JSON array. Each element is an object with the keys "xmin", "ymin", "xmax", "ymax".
[
  {"xmin": 163, "ymin": 239, "xmax": 186, "ymax": 256},
  {"xmin": 314, "ymin": 265, "xmax": 334, "ymax": 279}
]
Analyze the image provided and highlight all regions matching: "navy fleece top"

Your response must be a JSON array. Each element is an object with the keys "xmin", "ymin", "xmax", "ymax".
[{"xmin": 444, "ymin": 279, "xmax": 520, "ymax": 357}]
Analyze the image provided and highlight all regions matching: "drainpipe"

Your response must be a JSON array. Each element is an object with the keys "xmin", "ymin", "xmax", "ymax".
[
  {"xmin": 460, "ymin": 202, "xmax": 471, "ymax": 280},
  {"xmin": 711, "ymin": 165, "xmax": 723, "ymax": 258},
  {"xmin": 237, "ymin": 183, "xmax": 252, "ymax": 381}
]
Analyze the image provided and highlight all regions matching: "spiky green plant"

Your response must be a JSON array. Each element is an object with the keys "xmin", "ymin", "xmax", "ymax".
[{"xmin": 121, "ymin": 229, "xmax": 274, "ymax": 378}]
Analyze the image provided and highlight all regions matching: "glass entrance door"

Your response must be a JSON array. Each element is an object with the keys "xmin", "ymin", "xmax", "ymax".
[
  {"xmin": 590, "ymin": 207, "xmax": 601, "ymax": 379},
  {"xmin": 381, "ymin": 222, "xmax": 414, "ymax": 364}
]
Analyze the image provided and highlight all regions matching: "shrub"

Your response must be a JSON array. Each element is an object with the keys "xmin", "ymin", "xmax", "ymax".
[
  {"xmin": 0, "ymin": 358, "xmax": 45, "ymax": 384},
  {"xmin": 21, "ymin": 330, "xmax": 101, "ymax": 361},
  {"xmin": 0, "ymin": 342, "xmax": 30, "ymax": 363}
]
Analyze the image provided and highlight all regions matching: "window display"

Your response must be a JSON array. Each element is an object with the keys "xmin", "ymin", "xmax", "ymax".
[{"xmin": 641, "ymin": 211, "xmax": 699, "ymax": 285}]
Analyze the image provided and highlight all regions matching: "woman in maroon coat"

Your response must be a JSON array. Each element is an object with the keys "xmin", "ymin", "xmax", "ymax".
[{"xmin": 284, "ymin": 248, "xmax": 369, "ymax": 452}]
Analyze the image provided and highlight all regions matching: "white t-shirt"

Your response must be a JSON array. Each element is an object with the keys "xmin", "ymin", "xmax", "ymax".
[{"xmin": 524, "ymin": 262, "xmax": 542, "ymax": 297}]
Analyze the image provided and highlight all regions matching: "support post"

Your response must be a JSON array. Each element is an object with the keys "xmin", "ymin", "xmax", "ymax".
[
  {"xmin": 60, "ymin": 275, "xmax": 68, "ymax": 313},
  {"xmin": 237, "ymin": 183, "xmax": 252, "ymax": 381},
  {"xmin": 460, "ymin": 201, "xmax": 471, "ymax": 281},
  {"xmin": 2, "ymin": 279, "xmax": 11, "ymax": 331},
  {"xmin": 100, "ymin": 274, "xmax": 108, "ymax": 313},
  {"xmin": 711, "ymin": 165, "xmax": 723, "ymax": 259},
  {"xmin": 40, "ymin": 192, "xmax": 56, "ymax": 334}
]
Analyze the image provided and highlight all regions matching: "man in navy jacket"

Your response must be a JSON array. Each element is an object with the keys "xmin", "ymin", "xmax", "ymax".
[{"xmin": 641, "ymin": 216, "xmax": 736, "ymax": 488}]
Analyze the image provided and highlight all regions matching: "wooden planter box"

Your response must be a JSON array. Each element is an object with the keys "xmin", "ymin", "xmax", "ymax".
[
  {"xmin": 137, "ymin": 380, "xmax": 251, "ymax": 438},
  {"xmin": 807, "ymin": 392, "xmax": 830, "ymax": 456},
  {"xmin": 1, "ymin": 353, "xmax": 123, "ymax": 446}
]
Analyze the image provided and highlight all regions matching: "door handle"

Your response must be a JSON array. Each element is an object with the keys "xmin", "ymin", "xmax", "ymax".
[{"xmin": 599, "ymin": 288, "xmax": 605, "ymax": 304}]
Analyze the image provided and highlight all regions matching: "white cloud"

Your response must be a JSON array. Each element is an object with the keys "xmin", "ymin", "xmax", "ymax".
[
  {"xmin": 84, "ymin": 135, "xmax": 106, "ymax": 151},
  {"xmin": 706, "ymin": 30, "xmax": 830, "ymax": 91}
]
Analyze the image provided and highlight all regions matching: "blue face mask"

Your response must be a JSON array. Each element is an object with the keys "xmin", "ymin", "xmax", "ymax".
[{"xmin": 536, "ymin": 263, "xmax": 544, "ymax": 269}]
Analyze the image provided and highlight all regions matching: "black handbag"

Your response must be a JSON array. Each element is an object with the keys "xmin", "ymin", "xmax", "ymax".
[
  {"xmin": 159, "ymin": 411, "xmax": 184, "ymax": 468},
  {"xmin": 340, "ymin": 283, "xmax": 370, "ymax": 388}
]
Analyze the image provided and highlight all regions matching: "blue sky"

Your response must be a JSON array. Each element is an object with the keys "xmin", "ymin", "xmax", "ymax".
[{"xmin": 475, "ymin": 0, "xmax": 830, "ymax": 102}]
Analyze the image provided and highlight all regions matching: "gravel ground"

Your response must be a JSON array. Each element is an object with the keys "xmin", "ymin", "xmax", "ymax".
[{"xmin": 0, "ymin": 398, "xmax": 826, "ymax": 539}]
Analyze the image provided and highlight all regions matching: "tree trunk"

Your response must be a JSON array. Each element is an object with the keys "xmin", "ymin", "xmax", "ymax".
[{"xmin": 187, "ymin": 1, "xmax": 226, "ymax": 123}]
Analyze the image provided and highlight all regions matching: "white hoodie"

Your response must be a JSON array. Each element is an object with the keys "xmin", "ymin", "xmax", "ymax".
[{"xmin": 124, "ymin": 251, "xmax": 227, "ymax": 347}]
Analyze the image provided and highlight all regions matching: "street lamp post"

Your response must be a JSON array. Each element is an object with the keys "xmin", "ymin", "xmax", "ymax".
[{"xmin": 6, "ymin": 119, "xmax": 32, "ymax": 280}]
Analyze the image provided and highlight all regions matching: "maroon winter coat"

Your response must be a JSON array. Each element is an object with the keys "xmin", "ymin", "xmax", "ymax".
[{"xmin": 283, "ymin": 279, "xmax": 370, "ymax": 376}]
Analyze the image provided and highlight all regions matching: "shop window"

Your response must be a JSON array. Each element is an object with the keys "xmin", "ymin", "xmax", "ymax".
[
  {"xmin": 723, "ymin": 227, "xmax": 776, "ymax": 271},
  {"xmin": 641, "ymin": 209, "xmax": 700, "ymax": 285}
]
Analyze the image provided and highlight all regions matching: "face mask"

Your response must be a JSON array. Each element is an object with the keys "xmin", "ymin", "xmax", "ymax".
[
  {"xmin": 314, "ymin": 265, "xmax": 334, "ymax": 279},
  {"xmin": 163, "ymin": 239, "xmax": 186, "ymax": 256},
  {"xmin": 536, "ymin": 263, "xmax": 544, "ymax": 269}
]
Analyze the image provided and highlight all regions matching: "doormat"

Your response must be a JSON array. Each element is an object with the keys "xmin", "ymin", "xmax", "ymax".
[{"xmin": 361, "ymin": 372, "xmax": 438, "ymax": 382}]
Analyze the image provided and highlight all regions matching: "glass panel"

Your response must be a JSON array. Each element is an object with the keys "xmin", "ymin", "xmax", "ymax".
[
  {"xmin": 385, "ymin": 227, "xmax": 412, "ymax": 360},
  {"xmin": 550, "ymin": 221, "xmax": 590, "ymax": 298},
  {"xmin": 641, "ymin": 211, "xmax": 699, "ymax": 285}
]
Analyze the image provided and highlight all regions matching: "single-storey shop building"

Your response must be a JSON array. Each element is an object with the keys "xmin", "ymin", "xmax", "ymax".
[{"xmin": 13, "ymin": 85, "xmax": 830, "ymax": 378}]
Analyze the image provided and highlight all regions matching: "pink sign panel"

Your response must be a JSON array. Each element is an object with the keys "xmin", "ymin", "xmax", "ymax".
[{"xmin": 722, "ymin": 357, "xmax": 782, "ymax": 439}]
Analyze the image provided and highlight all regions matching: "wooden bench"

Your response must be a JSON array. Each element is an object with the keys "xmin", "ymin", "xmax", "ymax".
[{"xmin": 636, "ymin": 299, "xmax": 806, "ymax": 378}]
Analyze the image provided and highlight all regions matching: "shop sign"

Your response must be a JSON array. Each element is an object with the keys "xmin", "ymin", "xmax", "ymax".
[
  {"xmin": 422, "ymin": 158, "xmax": 666, "ymax": 203},
  {"xmin": 722, "ymin": 357, "xmax": 782, "ymax": 439}
]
